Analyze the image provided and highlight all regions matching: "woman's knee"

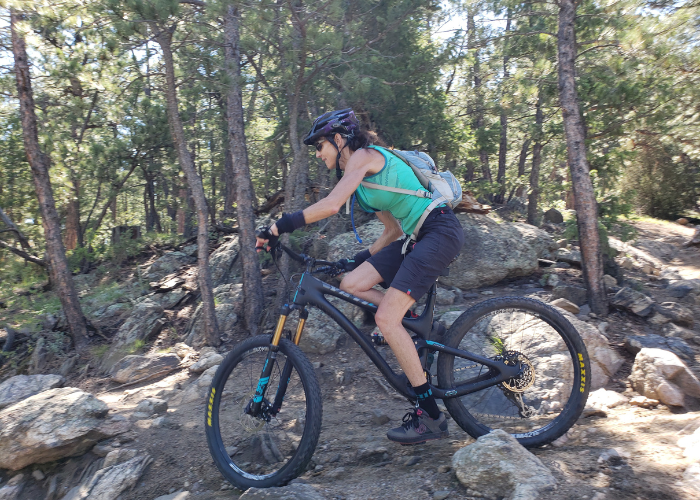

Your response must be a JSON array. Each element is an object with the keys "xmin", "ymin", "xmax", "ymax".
[{"xmin": 375, "ymin": 306, "xmax": 402, "ymax": 332}]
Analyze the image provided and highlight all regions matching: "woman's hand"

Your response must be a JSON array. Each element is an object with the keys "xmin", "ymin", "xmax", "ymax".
[{"xmin": 255, "ymin": 224, "xmax": 280, "ymax": 252}]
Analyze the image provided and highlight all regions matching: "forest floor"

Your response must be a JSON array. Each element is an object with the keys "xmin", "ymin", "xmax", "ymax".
[{"xmin": 2, "ymin": 217, "xmax": 700, "ymax": 500}]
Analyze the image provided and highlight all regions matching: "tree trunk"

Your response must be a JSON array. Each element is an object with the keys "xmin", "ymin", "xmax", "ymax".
[
  {"xmin": 64, "ymin": 178, "xmax": 80, "ymax": 250},
  {"xmin": 10, "ymin": 10, "xmax": 89, "ymax": 350},
  {"xmin": 515, "ymin": 138, "xmax": 531, "ymax": 198},
  {"xmin": 155, "ymin": 25, "xmax": 219, "ymax": 345},
  {"xmin": 527, "ymin": 95, "xmax": 543, "ymax": 226},
  {"xmin": 468, "ymin": 11, "xmax": 491, "ymax": 185},
  {"xmin": 224, "ymin": 3, "xmax": 263, "ymax": 334},
  {"xmin": 494, "ymin": 11, "xmax": 511, "ymax": 205},
  {"xmin": 557, "ymin": 0, "xmax": 607, "ymax": 315}
]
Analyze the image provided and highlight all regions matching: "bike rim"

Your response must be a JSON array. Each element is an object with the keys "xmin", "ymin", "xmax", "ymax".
[
  {"xmin": 451, "ymin": 307, "xmax": 579, "ymax": 438},
  {"xmin": 213, "ymin": 346, "xmax": 309, "ymax": 479}
]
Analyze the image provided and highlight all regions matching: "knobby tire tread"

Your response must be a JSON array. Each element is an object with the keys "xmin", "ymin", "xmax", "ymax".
[
  {"xmin": 437, "ymin": 296, "xmax": 590, "ymax": 448},
  {"xmin": 205, "ymin": 335, "xmax": 322, "ymax": 489}
]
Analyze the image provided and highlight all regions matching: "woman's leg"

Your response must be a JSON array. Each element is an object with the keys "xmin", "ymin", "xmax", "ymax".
[{"xmin": 339, "ymin": 262, "xmax": 386, "ymax": 304}]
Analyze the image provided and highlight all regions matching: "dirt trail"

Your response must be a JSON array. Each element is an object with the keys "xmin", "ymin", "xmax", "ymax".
[{"xmin": 4, "ymin": 219, "xmax": 700, "ymax": 499}]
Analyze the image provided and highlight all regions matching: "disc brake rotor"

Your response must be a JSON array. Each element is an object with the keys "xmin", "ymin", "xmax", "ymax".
[
  {"xmin": 499, "ymin": 350, "xmax": 536, "ymax": 393},
  {"xmin": 239, "ymin": 389, "xmax": 266, "ymax": 433}
]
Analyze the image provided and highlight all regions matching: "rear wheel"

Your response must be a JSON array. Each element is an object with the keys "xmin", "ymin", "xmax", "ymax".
[
  {"xmin": 436, "ymin": 297, "xmax": 590, "ymax": 447},
  {"xmin": 205, "ymin": 335, "xmax": 322, "ymax": 489}
]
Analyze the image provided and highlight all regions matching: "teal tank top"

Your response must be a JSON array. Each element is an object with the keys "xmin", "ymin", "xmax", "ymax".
[{"xmin": 355, "ymin": 146, "xmax": 433, "ymax": 235}]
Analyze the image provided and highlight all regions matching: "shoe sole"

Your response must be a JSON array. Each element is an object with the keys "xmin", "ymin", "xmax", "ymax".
[{"xmin": 391, "ymin": 430, "xmax": 449, "ymax": 446}]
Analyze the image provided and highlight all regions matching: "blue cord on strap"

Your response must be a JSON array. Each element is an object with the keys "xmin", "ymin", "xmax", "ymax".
[{"xmin": 350, "ymin": 193, "xmax": 363, "ymax": 243}]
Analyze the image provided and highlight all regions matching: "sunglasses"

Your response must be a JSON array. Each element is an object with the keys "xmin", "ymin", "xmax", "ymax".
[{"xmin": 314, "ymin": 140, "xmax": 325, "ymax": 152}]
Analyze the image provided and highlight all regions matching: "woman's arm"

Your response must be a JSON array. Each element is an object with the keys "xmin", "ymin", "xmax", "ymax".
[{"xmin": 369, "ymin": 210, "xmax": 403, "ymax": 255}]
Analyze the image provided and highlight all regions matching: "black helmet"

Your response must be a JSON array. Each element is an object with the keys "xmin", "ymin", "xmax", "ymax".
[{"xmin": 303, "ymin": 108, "xmax": 359, "ymax": 146}]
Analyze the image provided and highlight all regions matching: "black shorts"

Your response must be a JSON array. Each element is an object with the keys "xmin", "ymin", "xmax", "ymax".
[{"xmin": 367, "ymin": 207, "xmax": 465, "ymax": 301}]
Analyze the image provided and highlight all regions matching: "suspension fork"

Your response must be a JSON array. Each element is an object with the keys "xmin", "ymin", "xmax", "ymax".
[
  {"xmin": 270, "ymin": 308, "xmax": 308, "ymax": 415},
  {"xmin": 247, "ymin": 305, "xmax": 291, "ymax": 417}
]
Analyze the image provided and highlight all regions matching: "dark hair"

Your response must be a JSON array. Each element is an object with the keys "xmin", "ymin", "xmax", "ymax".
[{"xmin": 346, "ymin": 129, "xmax": 386, "ymax": 151}]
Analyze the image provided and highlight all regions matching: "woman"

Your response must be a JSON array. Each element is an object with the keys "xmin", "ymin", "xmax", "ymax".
[{"xmin": 256, "ymin": 108, "xmax": 464, "ymax": 444}]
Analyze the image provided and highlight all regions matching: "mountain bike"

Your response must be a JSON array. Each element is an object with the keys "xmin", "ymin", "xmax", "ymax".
[{"xmin": 205, "ymin": 242, "xmax": 591, "ymax": 490}]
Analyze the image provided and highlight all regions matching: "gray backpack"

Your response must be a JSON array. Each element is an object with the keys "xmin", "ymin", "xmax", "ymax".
[{"xmin": 361, "ymin": 148, "xmax": 462, "ymax": 253}]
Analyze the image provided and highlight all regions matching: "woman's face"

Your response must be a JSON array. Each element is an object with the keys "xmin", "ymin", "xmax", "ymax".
[{"xmin": 315, "ymin": 134, "xmax": 347, "ymax": 170}]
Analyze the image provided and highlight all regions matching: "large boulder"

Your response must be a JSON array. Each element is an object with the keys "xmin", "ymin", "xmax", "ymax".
[
  {"xmin": 551, "ymin": 285, "xmax": 587, "ymax": 306},
  {"xmin": 239, "ymin": 483, "xmax": 326, "ymax": 500},
  {"xmin": 100, "ymin": 299, "xmax": 165, "ymax": 372},
  {"xmin": 328, "ymin": 215, "xmax": 557, "ymax": 289},
  {"xmin": 110, "ymin": 353, "xmax": 181, "ymax": 384},
  {"xmin": 667, "ymin": 279, "xmax": 700, "ymax": 299},
  {"xmin": 629, "ymin": 348, "xmax": 700, "ymax": 407},
  {"xmin": 553, "ymin": 310, "xmax": 624, "ymax": 390},
  {"xmin": 0, "ymin": 374, "xmax": 64, "ymax": 410},
  {"xmin": 297, "ymin": 307, "xmax": 343, "ymax": 355},
  {"xmin": 209, "ymin": 236, "xmax": 240, "ymax": 284},
  {"xmin": 63, "ymin": 455, "xmax": 152, "ymax": 500},
  {"xmin": 142, "ymin": 252, "xmax": 195, "ymax": 282},
  {"xmin": 610, "ymin": 287, "xmax": 655, "ymax": 317},
  {"xmin": 624, "ymin": 334, "xmax": 694, "ymax": 363},
  {"xmin": 652, "ymin": 302, "xmax": 694, "ymax": 327},
  {"xmin": 186, "ymin": 284, "xmax": 243, "ymax": 346},
  {"xmin": 0, "ymin": 387, "xmax": 130, "ymax": 470},
  {"xmin": 452, "ymin": 429, "xmax": 556, "ymax": 500}
]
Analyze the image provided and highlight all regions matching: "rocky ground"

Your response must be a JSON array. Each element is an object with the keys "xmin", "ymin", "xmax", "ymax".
[{"xmin": 0, "ymin": 214, "xmax": 699, "ymax": 500}]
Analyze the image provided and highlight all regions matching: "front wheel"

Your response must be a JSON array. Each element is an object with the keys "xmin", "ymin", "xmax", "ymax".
[
  {"xmin": 205, "ymin": 335, "xmax": 322, "ymax": 489},
  {"xmin": 437, "ymin": 297, "xmax": 590, "ymax": 448}
]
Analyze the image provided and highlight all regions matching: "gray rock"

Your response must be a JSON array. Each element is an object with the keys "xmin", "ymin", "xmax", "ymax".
[
  {"xmin": 64, "ymin": 454, "xmax": 152, "ymax": 500},
  {"xmin": 0, "ymin": 474, "xmax": 25, "ymax": 500},
  {"xmin": 624, "ymin": 334, "xmax": 694, "ymax": 362},
  {"xmin": 543, "ymin": 208, "xmax": 564, "ymax": 224},
  {"xmin": 663, "ymin": 323, "xmax": 696, "ymax": 341},
  {"xmin": 452, "ymin": 429, "xmax": 555, "ymax": 500},
  {"xmin": 667, "ymin": 279, "xmax": 700, "ymax": 298},
  {"xmin": 545, "ymin": 273, "xmax": 560, "ymax": 288},
  {"xmin": 370, "ymin": 409, "xmax": 390, "ymax": 425},
  {"xmin": 329, "ymin": 215, "xmax": 558, "ymax": 290},
  {"xmin": 176, "ymin": 365, "xmax": 219, "ymax": 405},
  {"xmin": 28, "ymin": 336, "xmax": 47, "ymax": 375},
  {"xmin": 239, "ymin": 483, "xmax": 326, "ymax": 500},
  {"xmin": 683, "ymin": 463, "xmax": 700, "ymax": 493},
  {"xmin": 153, "ymin": 492, "xmax": 190, "ymax": 500},
  {"xmin": 32, "ymin": 469, "xmax": 45, "ymax": 481},
  {"xmin": 152, "ymin": 416, "xmax": 180, "ymax": 429},
  {"xmin": 433, "ymin": 491, "xmax": 452, "ymax": 500},
  {"xmin": 0, "ymin": 387, "xmax": 129, "ymax": 470},
  {"xmin": 142, "ymin": 252, "xmax": 195, "ymax": 282},
  {"xmin": 436, "ymin": 288, "xmax": 456, "ymax": 305},
  {"xmin": 629, "ymin": 348, "xmax": 700, "ymax": 407},
  {"xmin": 134, "ymin": 398, "xmax": 167, "ymax": 416},
  {"xmin": 189, "ymin": 353, "xmax": 223, "ymax": 374},
  {"xmin": 578, "ymin": 304, "xmax": 591, "ymax": 316},
  {"xmin": 653, "ymin": 302, "xmax": 694, "ymax": 327},
  {"xmin": 439, "ymin": 310, "xmax": 465, "ymax": 328},
  {"xmin": 551, "ymin": 285, "xmax": 588, "ymax": 306},
  {"xmin": 0, "ymin": 374, "xmax": 64, "ymax": 410},
  {"xmin": 298, "ymin": 307, "xmax": 342, "ymax": 355},
  {"xmin": 103, "ymin": 448, "xmax": 138, "ymax": 468},
  {"xmin": 556, "ymin": 248, "xmax": 582, "ymax": 265},
  {"xmin": 586, "ymin": 388, "xmax": 629, "ymax": 410},
  {"xmin": 603, "ymin": 274, "xmax": 618, "ymax": 288},
  {"xmin": 559, "ymin": 311, "xmax": 623, "ymax": 390},
  {"xmin": 110, "ymin": 354, "xmax": 181, "ymax": 384},
  {"xmin": 100, "ymin": 299, "xmax": 165, "ymax": 372},
  {"xmin": 209, "ymin": 237, "xmax": 241, "ymax": 284},
  {"xmin": 188, "ymin": 284, "xmax": 243, "ymax": 346},
  {"xmin": 610, "ymin": 287, "xmax": 655, "ymax": 316},
  {"xmin": 151, "ymin": 289, "xmax": 188, "ymax": 309},
  {"xmin": 550, "ymin": 298, "xmax": 579, "ymax": 314},
  {"xmin": 553, "ymin": 262, "xmax": 571, "ymax": 269}
]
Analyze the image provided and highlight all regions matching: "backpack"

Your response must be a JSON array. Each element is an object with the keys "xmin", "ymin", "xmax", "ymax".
[{"xmin": 358, "ymin": 148, "xmax": 463, "ymax": 253}]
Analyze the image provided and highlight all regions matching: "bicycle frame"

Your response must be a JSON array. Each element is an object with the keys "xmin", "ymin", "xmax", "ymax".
[{"xmin": 246, "ymin": 255, "xmax": 525, "ymax": 419}]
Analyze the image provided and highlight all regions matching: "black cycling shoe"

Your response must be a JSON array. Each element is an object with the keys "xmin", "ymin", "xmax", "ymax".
[{"xmin": 386, "ymin": 408, "xmax": 449, "ymax": 445}]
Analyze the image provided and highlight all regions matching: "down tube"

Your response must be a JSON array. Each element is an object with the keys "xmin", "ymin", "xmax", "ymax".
[{"xmin": 297, "ymin": 281, "xmax": 411, "ymax": 398}]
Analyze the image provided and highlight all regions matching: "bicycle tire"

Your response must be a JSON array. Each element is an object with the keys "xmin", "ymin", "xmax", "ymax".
[
  {"xmin": 436, "ymin": 296, "xmax": 590, "ymax": 448},
  {"xmin": 205, "ymin": 335, "xmax": 322, "ymax": 489}
]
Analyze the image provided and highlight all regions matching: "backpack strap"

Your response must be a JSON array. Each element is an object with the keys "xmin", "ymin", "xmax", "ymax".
[
  {"xmin": 400, "ymin": 196, "xmax": 447, "ymax": 255},
  {"xmin": 359, "ymin": 181, "xmax": 431, "ymax": 199}
]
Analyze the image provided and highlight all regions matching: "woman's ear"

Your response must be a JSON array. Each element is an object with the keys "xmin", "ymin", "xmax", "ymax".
[{"xmin": 334, "ymin": 132, "xmax": 345, "ymax": 148}]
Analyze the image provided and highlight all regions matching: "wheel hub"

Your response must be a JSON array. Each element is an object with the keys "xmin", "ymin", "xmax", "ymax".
[{"xmin": 499, "ymin": 350, "xmax": 535, "ymax": 393}]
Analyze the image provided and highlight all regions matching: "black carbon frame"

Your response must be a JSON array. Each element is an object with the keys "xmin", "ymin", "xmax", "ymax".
[{"xmin": 288, "ymin": 272, "xmax": 522, "ymax": 401}]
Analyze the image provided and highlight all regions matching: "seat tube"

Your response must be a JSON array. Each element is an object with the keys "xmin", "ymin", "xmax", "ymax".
[{"xmin": 249, "ymin": 305, "xmax": 289, "ymax": 415}]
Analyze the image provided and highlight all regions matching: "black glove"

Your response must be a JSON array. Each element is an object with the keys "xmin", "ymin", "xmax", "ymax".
[
  {"xmin": 255, "ymin": 226, "xmax": 279, "ymax": 252},
  {"xmin": 339, "ymin": 249, "xmax": 372, "ymax": 272}
]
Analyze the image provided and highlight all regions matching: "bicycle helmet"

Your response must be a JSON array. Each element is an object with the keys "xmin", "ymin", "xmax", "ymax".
[
  {"xmin": 304, "ymin": 108, "xmax": 360, "ymax": 180},
  {"xmin": 303, "ymin": 108, "xmax": 359, "ymax": 146}
]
